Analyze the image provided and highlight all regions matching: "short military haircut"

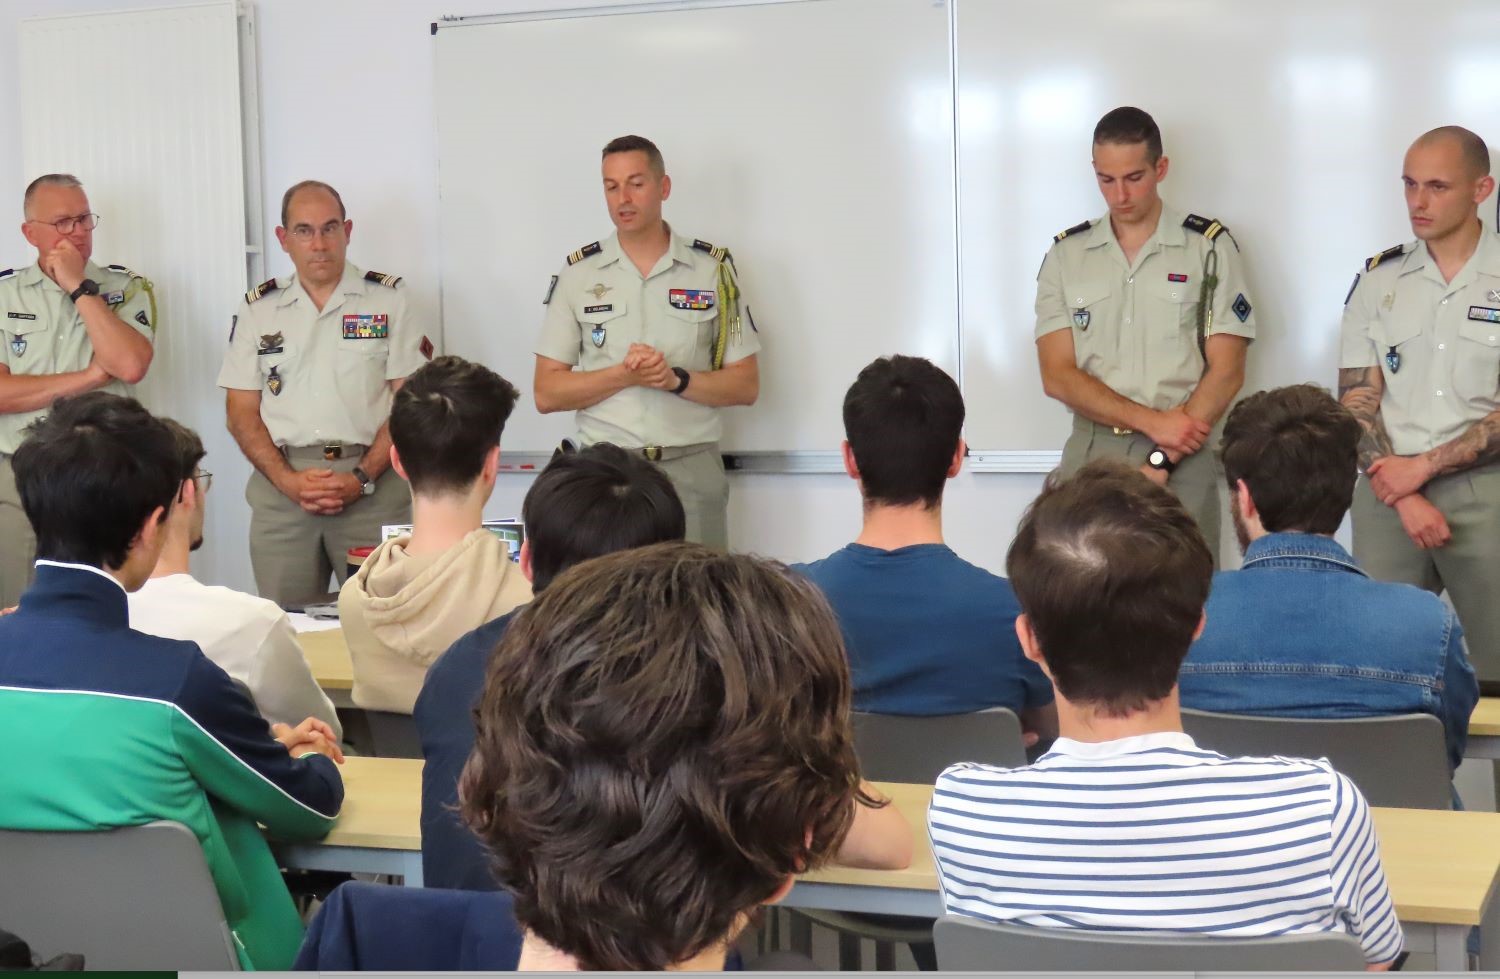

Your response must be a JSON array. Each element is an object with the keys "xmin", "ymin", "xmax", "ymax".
[
  {"xmin": 389, "ymin": 356, "xmax": 518, "ymax": 497},
  {"xmin": 22, "ymin": 173, "xmax": 83, "ymax": 219},
  {"xmin": 1093, "ymin": 106, "xmax": 1164, "ymax": 163},
  {"xmin": 159, "ymin": 417, "xmax": 207, "ymax": 489},
  {"xmin": 460, "ymin": 542, "xmax": 872, "ymax": 971},
  {"xmin": 279, "ymin": 180, "xmax": 346, "ymax": 228},
  {"xmin": 602, "ymin": 134, "xmax": 665, "ymax": 175},
  {"xmin": 520, "ymin": 443, "xmax": 685, "ymax": 593},
  {"xmin": 1219, "ymin": 384, "xmax": 1361, "ymax": 536},
  {"xmin": 13, "ymin": 392, "xmax": 179, "ymax": 571},
  {"xmin": 1006, "ymin": 460, "xmax": 1212, "ymax": 716},
  {"xmin": 1416, "ymin": 125, "xmax": 1492, "ymax": 180},
  {"xmin": 843, "ymin": 355, "xmax": 965, "ymax": 509}
]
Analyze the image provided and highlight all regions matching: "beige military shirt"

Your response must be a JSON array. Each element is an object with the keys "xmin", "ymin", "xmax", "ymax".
[
  {"xmin": 1035, "ymin": 203, "xmax": 1257, "ymax": 410},
  {"xmin": 0, "ymin": 260, "xmax": 157, "ymax": 453},
  {"xmin": 217, "ymin": 262, "xmax": 431, "ymax": 446},
  {"xmin": 1340, "ymin": 226, "xmax": 1500, "ymax": 457},
  {"xmin": 536, "ymin": 229, "xmax": 760, "ymax": 448}
]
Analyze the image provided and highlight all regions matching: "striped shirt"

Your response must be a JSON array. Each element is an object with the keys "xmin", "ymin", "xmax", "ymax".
[{"xmin": 928, "ymin": 732, "xmax": 1403, "ymax": 965}]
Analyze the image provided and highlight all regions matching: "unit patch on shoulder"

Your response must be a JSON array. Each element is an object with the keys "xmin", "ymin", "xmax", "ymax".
[
  {"xmin": 1365, "ymin": 244, "xmax": 1406, "ymax": 272},
  {"xmin": 543, "ymin": 275, "xmax": 558, "ymax": 306},
  {"xmin": 246, "ymin": 278, "xmax": 280, "ymax": 304},
  {"xmin": 1053, "ymin": 220, "xmax": 1091, "ymax": 243},
  {"xmin": 364, "ymin": 270, "xmax": 403, "ymax": 288},
  {"xmin": 567, "ymin": 242, "xmax": 603, "ymax": 266},
  {"xmin": 1344, "ymin": 273, "xmax": 1361, "ymax": 306},
  {"xmin": 1232, "ymin": 293, "xmax": 1252, "ymax": 323},
  {"xmin": 419, "ymin": 335, "xmax": 435, "ymax": 360}
]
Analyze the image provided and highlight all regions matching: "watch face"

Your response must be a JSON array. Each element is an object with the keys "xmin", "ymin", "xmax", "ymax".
[{"xmin": 1149, "ymin": 449, "xmax": 1167, "ymax": 467}]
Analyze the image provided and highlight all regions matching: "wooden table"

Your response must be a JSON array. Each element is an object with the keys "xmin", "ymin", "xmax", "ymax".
[
  {"xmin": 1468, "ymin": 698, "xmax": 1500, "ymax": 760},
  {"xmin": 296, "ymin": 628, "xmax": 353, "ymax": 708},
  {"xmin": 276, "ymin": 759, "xmax": 1500, "ymax": 970}
]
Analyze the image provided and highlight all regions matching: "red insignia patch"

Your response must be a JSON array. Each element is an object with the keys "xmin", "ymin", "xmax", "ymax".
[{"xmin": 419, "ymin": 335, "xmax": 434, "ymax": 361}]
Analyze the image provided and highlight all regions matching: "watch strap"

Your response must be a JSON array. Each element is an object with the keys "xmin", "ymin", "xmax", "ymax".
[
  {"xmin": 68, "ymin": 279, "xmax": 100, "ymax": 303},
  {"xmin": 671, "ymin": 367, "xmax": 691, "ymax": 395}
]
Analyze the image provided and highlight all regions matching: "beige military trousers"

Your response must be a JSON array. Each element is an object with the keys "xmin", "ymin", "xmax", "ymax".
[
  {"xmin": 246, "ymin": 445, "xmax": 411, "ymax": 606},
  {"xmin": 652, "ymin": 443, "xmax": 729, "ymax": 552},
  {"xmin": 0, "ymin": 455, "xmax": 35, "ymax": 609},
  {"xmin": 1352, "ymin": 462, "xmax": 1500, "ymax": 684},
  {"xmin": 1058, "ymin": 415, "xmax": 1223, "ymax": 567}
]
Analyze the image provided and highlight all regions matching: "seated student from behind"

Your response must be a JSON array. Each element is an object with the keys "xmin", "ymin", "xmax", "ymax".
[
  {"xmin": 1180, "ymin": 384, "xmax": 1476, "ymax": 773},
  {"xmin": 414, "ymin": 441, "xmax": 686, "ymax": 890},
  {"xmin": 340, "ymin": 355, "xmax": 531, "ymax": 713},
  {"xmin": 0, "ymin": 392, "xmax": 343, "ymax": 970},
  {"xmin": 459, "ymin": 542, "xmax": 913, "ymax": 971},
  {"xmin": 928, "ymin": 460, "xmax": 1402, "ymax": 970},
  {"xmin": 795, "ymin": 355, "xmax": 1055, "ymax": 735},
  {"xmin": 129, "ymin": 418, "xmax": 342, "ymax": 735}
]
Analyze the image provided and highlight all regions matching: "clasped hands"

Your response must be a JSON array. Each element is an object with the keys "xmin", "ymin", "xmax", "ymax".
[
  {"xmin": 277, "ymin": 468, "xmax": 363, "ymax": 516},
  {"xmin": 1366, "ymin": 454, "xmax": 1450, "ymax": 550},
  {"xmin": 622, "ymin": 343, "xmax": 679, "ymax": 391},
  {"xmin": 1138, "ymin": 407, "xmax": 1211, "ymax": 488}
]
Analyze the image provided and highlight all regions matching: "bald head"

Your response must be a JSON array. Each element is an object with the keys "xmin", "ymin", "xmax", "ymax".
[{"xmin": 1413, "ymin": 126, "xmax": 1491, "ymax": 180}]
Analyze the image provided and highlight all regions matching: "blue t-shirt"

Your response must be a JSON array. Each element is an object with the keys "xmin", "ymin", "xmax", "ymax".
[
  {"xmin": 413, "ymin": 608, "xmax": 521, "ymax": 891},
  {"xmin": 793, "ymin": 543, "xmax": 1052, "ymax": 716}
]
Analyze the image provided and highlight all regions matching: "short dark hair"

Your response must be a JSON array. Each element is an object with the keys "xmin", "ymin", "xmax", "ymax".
[
  {"xmin": 521, "ymin": 443, "xmax": 685, "ymax": 592},
  {"xmin": 1416, "ymin": 125, "xmax": 1492, "ymax": 180},
  {"xmin": 13, "ymin": 392, "xmax": 180, "ymax": 570},
  {"xmin": 1220, "ymin": 384, "xmax": 1360, "ymax": 535},
  {"xmin": 1006, "ymin": 460, "xmax": 1212, "ymax": 716},
  {"xmin": 159, "ymin": 417, "xmax": 207, "ymax": 504},
  {"xmin": 279, "ymin": 180, "xmax": 346, "ymax": 228},
  {"xmin": 602, "ymin": 135, "xmax": 665, "ymax": 175},
  {"xmin": 460, "ymin": 542, "xmax": 871, "ymax": 971},
  {"xmin": 1094, "ymin": 106, "xmax": 1163, "ymax": 163},
  {"xmin": 842, "ymin": 355, "xmax": 964, "ymax": 509},
  {"xmin": 389, "ymin": 356, "xmax": 519, "ymax": 496}
]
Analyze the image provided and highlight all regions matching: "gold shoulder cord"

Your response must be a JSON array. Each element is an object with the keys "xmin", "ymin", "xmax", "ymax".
[
  {"xmin": 713, "ymin": 258, "xmax": 741, "ymax": 370},
  {"xmin": 1196, "ymin": 244, "xmax": 1219, "ymax": 358},
  {"xmin": 124, "ymin": 277, "xmax": 159, "ymax": 334}
]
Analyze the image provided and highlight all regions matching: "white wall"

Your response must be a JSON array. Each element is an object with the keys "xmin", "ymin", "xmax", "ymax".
[{"xmin": 0, "ymin": 0, "xmax": 1184, "ymax": 587}]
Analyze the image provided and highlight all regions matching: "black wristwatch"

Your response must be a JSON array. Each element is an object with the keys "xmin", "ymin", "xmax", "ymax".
[
  {"xmin": 352, "ymin": 466, "xmax": 375, "ymax": 497},
  {"xmin": 1146, "ymin": 446, "xmax": 1177, "ymax": 474},
  {"xmin": 68, "ymin": 279, "xmax": 100, "ymax": 303},
  {"xmin": 671, "ymin": 367, "xmax": 691, "ymax": 395}
]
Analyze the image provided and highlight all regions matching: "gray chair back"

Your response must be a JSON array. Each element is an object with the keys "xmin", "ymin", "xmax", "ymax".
[
  {"xmin": 851, "ymin": 709, "xmax": 1026, "ymax": 784},
  {"xmin": 1180, "ymin": 708, "xmax": 1450, "ymax": 810},
  {"xmin": 365, "ymin": 709, "xmax": 423, "ymax": 758},
  {"xmin": 934, "ymin": 915, "xmax": 1366, "ymax": 972},
  {"xmin": 0, "ymin": 820, "xmax": 238, "ymax": 970}
]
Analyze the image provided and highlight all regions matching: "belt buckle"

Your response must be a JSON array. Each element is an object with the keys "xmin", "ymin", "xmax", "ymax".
[
  {"xmin": 323, "ymin": 442, "xmax": 344, "ymax": 461},
  {"xmin": 643, "ymin": 445, "xmax": 663, "ymax": 462},
  {"xmin": 1112, "ymin": 427, "xmax": 1134, "ymax": 436}
]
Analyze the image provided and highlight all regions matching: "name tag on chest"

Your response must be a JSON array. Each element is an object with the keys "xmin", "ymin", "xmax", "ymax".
[
  {"xmin": 669, "ymin": 289, "xmax": 715, "ymax": 311},
  {"xmin": 343, "ymin": 314, "xmax": 389, "ymax": 339}
]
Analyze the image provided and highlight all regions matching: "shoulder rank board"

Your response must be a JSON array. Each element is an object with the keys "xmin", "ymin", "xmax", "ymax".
[
  {"xmin": 106, "ymin": 263, "xmax": 145, "ymax": 279},
  {"xmin": 691, "ymin": 239, "xmax": 732, "ymax": 263},
  {"xmin": 364, "ymin": 270, "xmax": 403, "ymax": 288},
  {"xmin": 1053, "ymin": 220, "xmax": 1091, "ymax": 244},
  {"xmin": 1183, "ymin": 214, "xmax": 1227, "ymax": 241},
  {"xmin": 245, "ymin": 277, "xmax": 280, "ymax": 304},
  {"xmin": 1365, "ymin": 244, "xmax": 1406, "ymax": 272},
  {"xmin": 567, "ymin": 242, "xmax": 602, "ymax": 266}
]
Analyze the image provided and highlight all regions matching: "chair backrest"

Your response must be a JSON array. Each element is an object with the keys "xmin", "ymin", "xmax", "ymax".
[
  {"xmin": 365, "ymin": 709, "xmax": 423, "ymax": 758},
  {"xmin": 851, "ymin": 709, "xmax": 1027, "ymax": 784},
  {"xmin": 1180, "ymin": 708, "xmax": 1450, "ymax": 809},
  {"xmin": 934, "ymin": 915, "xmax": 1367, "ymax": 972},
  {"xmin": 0, "ymin": 820, "xmax": 238, "ymax": 970}
]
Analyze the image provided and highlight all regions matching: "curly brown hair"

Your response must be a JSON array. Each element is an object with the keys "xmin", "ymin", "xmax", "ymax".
[{"xmin": 459, "ymin": 541, "xmax": 871, "ymax": 970}]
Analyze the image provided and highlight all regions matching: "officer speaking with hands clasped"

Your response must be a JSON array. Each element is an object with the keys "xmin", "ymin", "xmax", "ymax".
[
  {"xmin": 534, "ymin": 135, "xmax": 760, "ymax": 551},
  {"xmin": 1340, "ymin": 126, "xmax": 1500, "ymax": 683},
  {"xmin": 0, "ymin": 173, "xmax": 157, "ymax": 608},
  {"xmin": 1034, "ymin": 107, "xmax": 1255, "ymax": 561},
  {"xmin": 219, "ymin": 180, "xmax": 434, "ymax": 605}
]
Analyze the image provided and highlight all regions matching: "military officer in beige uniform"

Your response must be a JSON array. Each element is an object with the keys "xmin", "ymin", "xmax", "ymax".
[
  {"xmin": 1035, "ymin": 108, "xmax": 1254, "ymax": 559},
  {"xmin": 220, "ymin": 181, "xmax": 433, "ymax": 605},
  {"xmin": 535, "ymin": 136, "xmax": 760, "ymax": 550},
  {"xmin": 0, "ymin": 174, "xmax": 156, "ymax": 608},
  {"xmin": 1340, "ymin": 126, "xmax": 1500, "ymax": 682}
]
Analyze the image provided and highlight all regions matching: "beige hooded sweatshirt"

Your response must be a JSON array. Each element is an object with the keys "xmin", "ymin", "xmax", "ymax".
[{"xmin": 339, "ymin": 529, "xmax": 531, "ymax": 713}]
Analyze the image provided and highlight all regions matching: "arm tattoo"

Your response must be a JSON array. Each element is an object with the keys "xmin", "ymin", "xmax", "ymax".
[
  {"xmin": 1427, "ymin": 408, "xmax": 1500, "ymax": 479},
  {"xmin": 1338, "ymin": 366, "xmax": 1395, "ymax": 472}
]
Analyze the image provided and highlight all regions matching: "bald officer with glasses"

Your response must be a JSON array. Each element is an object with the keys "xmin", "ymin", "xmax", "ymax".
[
  {"xmin": 0, "ymin": 173, "xmax": 157, "ymax": 608},
  {"xmin": 219, "ymin": 180, "xmax": 433, "ymax": 606}
]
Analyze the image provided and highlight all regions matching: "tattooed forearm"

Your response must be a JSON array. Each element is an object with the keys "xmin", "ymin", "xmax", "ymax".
[
  {"xmin": 1426, "ymin": 408, "xmax": 1500, "ymax": 479},
  {"xmin": 1338, "ymin": 366, "xmax": 1395, "ymax": 472}
]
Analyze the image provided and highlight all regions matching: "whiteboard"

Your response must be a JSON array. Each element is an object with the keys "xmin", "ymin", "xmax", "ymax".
[
  {"xmin": 956, "ymin": 0, "xmax": 1500, "ymax": 454},
  {"xmin": 433, "ymin": 0, "xmax": 957, "ymax": 456}
]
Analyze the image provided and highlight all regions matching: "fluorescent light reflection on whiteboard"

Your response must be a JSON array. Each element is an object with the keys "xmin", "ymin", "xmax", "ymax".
[{"xmin": 1015, "ymin": 75, "xmax": 1094, "ymax": 134}]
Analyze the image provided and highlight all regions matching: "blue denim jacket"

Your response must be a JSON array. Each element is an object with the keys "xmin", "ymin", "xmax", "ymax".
[{"xmin": 1180, "ymin": 532, "xmax": 1478, "ymax": 773}]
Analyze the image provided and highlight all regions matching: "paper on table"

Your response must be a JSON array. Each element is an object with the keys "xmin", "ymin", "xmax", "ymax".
[{"xmin": 287, "ymin": 611, "xmax": 341, "ymax": 633}]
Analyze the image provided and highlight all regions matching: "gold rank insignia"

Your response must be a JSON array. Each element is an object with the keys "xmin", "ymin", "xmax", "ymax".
[
  {"xmin": 364, "ymin": 270, "xmax": 403, "ymax": 288},
  {"xmin": 246, "ymin": 277, "xmax": 280, "ymax": 304},
  {"xmin": 1183, "ymin": 214, "xmax": 1227, "ymax": 241},
  {"xmin": 567, "ymin": 242, "xmax": 602, "ymax": 266},
  {"xmin": 1366, "ymin": 244, "xmax": 1406, "ymax": 272},
  {"xmin": 1053, "ymin": 220, "xmax": 1091, "ymax": 243}
]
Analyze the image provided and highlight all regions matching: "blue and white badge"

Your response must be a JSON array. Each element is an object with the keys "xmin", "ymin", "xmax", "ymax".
[
  {"xmin": 9, "ymin": 337, "xmax": 25, "ymax": 357},
  {"xmin": 1072, "ymin": 308, "xmax": 1091, "ymax": 330},
  {"xmin": 103, "ymin": 290, "xmax": 125, "ymax": 305},
  {"xmin": 591, "ymin": 325, "xmax": 606, "ymax": 348},
  {"xmin": 1385, "ymin": 345, "xmax": 1401, "ymax": 374}
]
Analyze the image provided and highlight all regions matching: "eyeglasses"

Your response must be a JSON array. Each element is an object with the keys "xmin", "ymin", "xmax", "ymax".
[
  {"xmin": 195, "ymin": 471, "xmax": 214, "ymax": 493},
  {"xmin": 30, "ymin": 213, "xmax": 100, "ymax": 235},
  {"xmin": 286, "ymin": 221, "xmax": 346, "ymax": 241}
]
